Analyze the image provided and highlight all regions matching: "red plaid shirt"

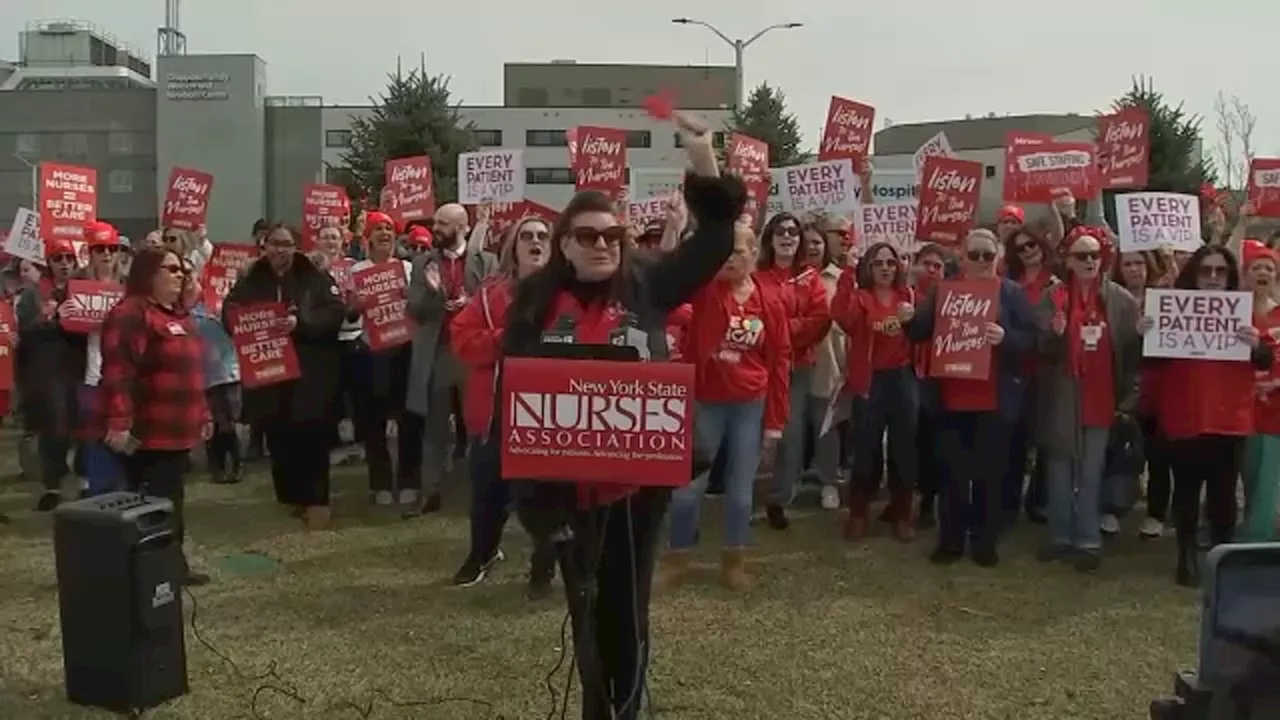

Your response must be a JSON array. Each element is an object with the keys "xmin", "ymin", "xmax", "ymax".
[{"xmin": 100, "ymin": 295, "xmax": 207, "ymax": 450}]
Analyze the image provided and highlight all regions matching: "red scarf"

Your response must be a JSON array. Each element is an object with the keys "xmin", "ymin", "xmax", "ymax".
[{"xmin": 1053, "ymin": 279, "xmax": 1099, "ymax": 378}]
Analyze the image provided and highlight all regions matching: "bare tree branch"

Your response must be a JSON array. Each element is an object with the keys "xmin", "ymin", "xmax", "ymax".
[{"xmin": 1213, "ymin": 91, "xmax": 1236, "ymax": 188}]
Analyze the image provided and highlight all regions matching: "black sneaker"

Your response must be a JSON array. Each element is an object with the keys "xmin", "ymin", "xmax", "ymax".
[
  {"xmin": 402, "ymin": 492, "xmax": 442, "ymax": 519},
  {"xmin": 452, "ymin": 549, "xmax": 505, "ymax": 588},
  {"xmin": 765, "ymin": 505, "xmax": 789, "ymax": 530},
  {"xmin": 929, "ymin": 547, "xmax": 963, "ymax": 565},
  {"xmin": 35, "ymin": 491, "xmax": 60, "ymax": 512},
  {"xmin": 1072, "ymin": 550, "xmax": 1101, "ymax": 573},
  {"xmin": 972, "ymin": 545, "xmax": 999, "ymax": 568}
]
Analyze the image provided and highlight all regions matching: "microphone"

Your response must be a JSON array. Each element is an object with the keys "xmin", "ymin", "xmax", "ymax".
[
  {"xmin": 541, "ymin": 313, "xmax": 577, "ymax": 344},
  {"xmin": 609, "ymin": 312, "xmax": 651, "ymax": 360}
]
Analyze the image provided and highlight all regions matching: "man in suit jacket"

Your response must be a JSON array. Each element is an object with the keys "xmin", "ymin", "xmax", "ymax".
[{"xmin": 402, "ymin": 203, "xmax": 498, "ymax": 515}]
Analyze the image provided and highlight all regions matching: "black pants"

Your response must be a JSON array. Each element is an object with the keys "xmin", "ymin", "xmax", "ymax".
[
  {"xmin": 264, "ymin": 422, "xmax": 332, "ymax": 506},
  {"xmin": 1139, "ymin": 414, "xmax": 1173, "ymax": 522},
  {"xmin": 937, "ymin": 411, "xmax": 1010, "ymax": 554},
  {"xmin": 1167, "ymin": 434, "xmax": 1242, "ymax": 543},
  {"xmin": 38, "ymin": 433, "xmax": 72, "ymax": 492},
  {"xmin": 337, "ymin": 340, "xmax": 366, "ymax": 446},
  {"xmin": 356, "ymin": 400, "xmax": 421, "ymax": 493},
  {"xmin": 121, "ymin": 450, "xmax": 190, "ymax": 547},
  {"xmin": 559, "ymin": 489, "xmax": 668, "ymax": 720},
  {"xmin": 916, "ymin": 411, "xmax": 941, "ymax": 513},
  {"xmin": 851, "ymin": 367, "xmax": 918, "ymax": 497}
]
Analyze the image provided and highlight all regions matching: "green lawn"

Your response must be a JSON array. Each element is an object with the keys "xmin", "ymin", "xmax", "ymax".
[{"xmin": 0, "ymin": 455, "xmax": 1193, "ymax": 719}]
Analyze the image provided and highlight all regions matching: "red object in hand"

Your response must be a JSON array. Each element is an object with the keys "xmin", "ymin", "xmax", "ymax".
[{"xmin": 642, "ymin": 89, "xmax": 675, "ymax": 120}]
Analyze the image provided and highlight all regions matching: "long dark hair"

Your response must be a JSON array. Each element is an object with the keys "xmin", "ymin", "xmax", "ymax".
[
  {"xmin": 856, "ymin": 242, "xmax": 907, "ymax": 290},
  {"xmin": 125, "ymin": 247, "xmax": 182, "ymax": 297},
  {"xmin": 1109, "ymin": 250, "xmax": 1163, "ymax": 289},
  {"xmin": 805, "ymin": 222, "xmax": 839, "ymax": 268},
  {"xmin": 1174, "ymin": 244, "xmax": 1240, "ymax": 291},
  {"xmin": 1001, "ymin": 222, "xmax": 1053, "ymax": 281},
  {"xmin": 757, "ymin": 212, "xmax": 803, "ymax": 269}
]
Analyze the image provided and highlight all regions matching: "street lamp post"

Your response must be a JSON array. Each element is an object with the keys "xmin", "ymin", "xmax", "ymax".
[
  {"xmin": 671, "ymin": 18, "xmax": 803, "ymax": 109},
  {"xmin": 12, "ymin": 153, "xmax": 38, "ymax": 209}
]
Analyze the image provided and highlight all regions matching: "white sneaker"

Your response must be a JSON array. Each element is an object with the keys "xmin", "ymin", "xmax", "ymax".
[
  {"xmin": 398, "ymin": 488, "xmax": 419, "ymax": 505},
  {"xmin": 1139, "ymin": 516, "xmax": 1164, "ymax": 539},
  {"xmin": 1100, "ymin": 513, "xmax": 1121, "ymax": 536},
  {"xmin": 374, "ymin": 490, "xmax": 394, "ymax": 506},
  {"xmin": 820, "ymin": 485, "xmax": 841, "ymax": 510}
]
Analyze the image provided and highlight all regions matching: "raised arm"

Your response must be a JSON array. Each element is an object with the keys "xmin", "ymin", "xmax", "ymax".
[
  {"xmin": 406, "ymin": 254, "xmax": 446, "ymax": 323},
  {"xmin": 644, "ymin": 172, "xmax": 746, "ymax": 314}
]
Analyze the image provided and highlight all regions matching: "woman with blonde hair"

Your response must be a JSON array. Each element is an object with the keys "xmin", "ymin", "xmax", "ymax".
[{"xmin": 448, "ymin": 214, "xmax": 553, "ymax": 592}]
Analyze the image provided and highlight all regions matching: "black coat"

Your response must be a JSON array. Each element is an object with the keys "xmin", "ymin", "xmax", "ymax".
[
  {"xmin": 223, "ymin": 253, "xmax": 346, "ymax": 426},
  {"xmin": 15, "ymin": 282, "xmax": 87, "ymax": 436}
]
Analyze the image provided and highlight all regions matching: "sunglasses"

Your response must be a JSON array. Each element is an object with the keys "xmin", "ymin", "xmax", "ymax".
[
  {"xmin": 161, "ymin": 263, "xmax": 187, "ymax": 276},
  {"xmin": 1017, "ymin": 242, "xmax": 1039, "ymax": 254},
  {"xmin": 967, "ymin": 250, "xmax": 997, "ymax": 263},
  {"xmin": 1199, "ymin": 265, "xmax": 1228, "ymax": 278},
  {"xmin": 518, "ymin": 229, "xmax": 550, "ymax": 242},
  {"xmin": 266, "ymin": 239, "xmax": 297, "ymax": 249},
  {"xmin": 569, "ymin": 226, "xmax": 626, "ymax": 248},
  {"xmin": 91, "ymin": 245, "xmax": 120, "ymax": 254},
  {"xmin": 1070, "ymin": 251, "xmax": 1100, "ymax": 262},
  {"xmin": 774, "ymin": 226, "xmax": 800, "ymax": 238},
  {"xmin": 50, "ymin": 254, "xmax": 76, "ymax": 263},
  {"xmin": 825, "ymin": 228, "xmax": 851, "ymax": 239}
]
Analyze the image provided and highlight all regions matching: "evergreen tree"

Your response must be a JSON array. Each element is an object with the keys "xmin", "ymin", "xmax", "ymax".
[
  {"xmin": 724, "ymin": 82, "xmax": 805, "ymax": 166},
  {"xmin": 337, "ymin": 69, "xmax": 477, "ymax": 206}
]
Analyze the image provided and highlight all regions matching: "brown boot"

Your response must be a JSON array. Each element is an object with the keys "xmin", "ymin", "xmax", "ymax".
[
  {"xmin": 654, "ymin": 550, "xmax": 691, "ymax": 592},
  {"xmin": 889, "ymin": 490, "xmax": 916, "ymax": 543},
  {"xmin": 721, "ymin": 548, "xmax": 751, "ymax": 591},
  {"xmin": 843, "ymin": 493, "xmax": 870, "ymax": 540},
  {"xmin": 303, "ymin": 505, "xmax": 331, "ymax": 531}
]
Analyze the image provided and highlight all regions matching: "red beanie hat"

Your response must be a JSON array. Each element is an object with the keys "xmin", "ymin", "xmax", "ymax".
[
  {"xmin": 1241, "ymin": 239, "xmax": 1276, "ymax": 270},
  {"xmin": 1062, "ymin": 225, "xmax": 1114, "ymax": 265},
  {"xmin": 46, "ymin": 238, "xmax": 77, "ymax": 258},
  {"xmin": 84, "ymin": 220, "xmax": 120, "ymax": 248},
  {"xmin": 407, "ymin": 225, "xmax": 433, "ymax": 248},
  {"xmin": 997, "ymin": 205, "xmax": 1025, "ymax": 223},
  {"xmin": 365, "ymin": 211, "xmax": 396, "ymax": 237}
]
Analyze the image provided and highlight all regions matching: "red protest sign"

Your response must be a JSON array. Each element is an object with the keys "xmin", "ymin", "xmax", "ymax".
[
  {"xmin": 818, "ymin": 96, "xmax": 875, "ymax": 163},
  {"xmin": 0, "ymin": 302, "xmax": 15, "ymax": 390},
  {"xmin": 39, "ymin": 163, "xmax": 97, "ymax": 242},
  {"xmin": 1097, "ymin": 107, "xmax": 1150, "ymax": 190},
  {"xmin": 565, "ymin": 129, "xmax": 579, "ymax": 167},
  {"xmin": 500, "ymin": 357, "xmax": 694, "ymax": 487},
  {"xmin": 161, "ymin": 167, "xmax": 214, "ymax": 230},
  {"xmin": 383, "ymin": 156, "xmax": 435, "ymax": 227},
  {"xmin": 59, "ymin": 279, "xmax": 124, "ymax": 334},
  {"xmin": 727, "ymin": 133, "xmax": 770, "ymax": 224},
  {"xmin": 1247, "ymin": 158, "xmax": 1280, "ymax": 218},
  {"xmin": 226, "ymin": 302, "xmax": 300, "ymax": 388},
  {"xmin": 929, "ymin": 279, "xmax": 999, "ymax": 380},
  {"xmin": 1003, "ymin": 131, "xmax": 1053, "ymax": 182},
  {"xmin": 916, "ymin": 157, "xmax": 983, "ymax": 247},
  {"xmin": 1003, "ymin": 142, "xmax": 1099, "ymax": 203},
  {"xmin": 484, "ymin": 200, "xmax": 561, "ymax": 249},
  {"xmin": 200, "ymin": 243, "xmax": 258, "ymax": 314},
  {"xmin": 573, "ymin": 126, "xmax": 627, "ymax": 199},
  {"xmin": 329, "ymin": 256, "xmax": 356, "ymax": 295},
  {"xmin": 302, "ymin": 184, "xmax": 350, "ymax": 249},
  {"xmin": 352, "ymin": 262, "xmax": 412, "ymax": 351}
]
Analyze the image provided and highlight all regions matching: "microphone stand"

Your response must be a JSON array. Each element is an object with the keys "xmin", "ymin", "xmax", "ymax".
[{"xmin": 555, "ymin": 486, "xmax": 611, "ymax": 718}]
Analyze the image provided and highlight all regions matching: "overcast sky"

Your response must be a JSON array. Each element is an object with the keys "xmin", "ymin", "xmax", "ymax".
[{"xmin": 3, "ymin": 0, "xmax": 1276, "ymax": 178}]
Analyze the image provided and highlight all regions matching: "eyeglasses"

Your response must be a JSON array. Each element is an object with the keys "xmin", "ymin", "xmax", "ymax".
[
  {"xmin": 518, "ymin": 229, "xmax": 550, "ymax": 242},
  {"xmin": 1070, "ymin": 251, "xmax": 1100, "ymax": 262},
  {"xmin": 1017, "ymin": 242, "xmax": 1039, "ymax": 255},
  {"xmin": 569, "ymin": 226, "xmax": 626, "ymax": 248},
  {"xmin": 774, "ymin": 226, "xmax": 800, "ymax": 238},
  {"xmin": 1199, "ymin": 265, "xmax": 1228, "ymax": 278},
  {"xmin": 160, "ymin": 263, "xmax": 187, "ymax": 276},
  {"xmin": 967, "ymin": 250, "xmax": 997, "ymax": 263}
]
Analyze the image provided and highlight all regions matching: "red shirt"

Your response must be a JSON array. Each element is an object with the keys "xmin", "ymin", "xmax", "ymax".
[
  {"xmin": 940, "ymin": 352, "xmax": 999, "ymax": 412},
  {"xmin": 99, "ymin": 296, "xmax": 207, "ymax": 451},
  {"xmin": 866, "ymin": 290, "xmax": 911, "ymax": 370},
  {"xmin": 686, "ymin": 275, "xmax": 791, "ymax": 432},
  {"xmin": 762, "ymin": 264, "xmax": 831, "ymax": 368},
  {"xmin": 1078, "ymin": 309, "xmax": 1116, "ymax": 428},
  {"xmin": 666, "ymin": 303, "xmax": 693, "ymax": 362},
  {"xmin": 1253, "ymin": 305, "xmax": 1280, "ymax": 435},
  {"xmin": 449, "ymin": 277, "xmax": 512, "ymax": 437}
]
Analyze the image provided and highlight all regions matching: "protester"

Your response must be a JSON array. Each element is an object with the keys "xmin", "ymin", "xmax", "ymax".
[
  {"xmin": 245, "ymin": 218, "xmax": 273, "ymax": 462},
  {"xmin": 224, "ymin": 223, "xmax": 346, "ymax": 530},
  {"xmin": 508, "ymin": 112, "xmax": 740, "ymax": 720},
  {"xmin": 1035, "ymin": 229, "xmax": 1141, "ymax": 572},
  {"xmin": 448, "ymin": 216, "xmax": 555, "ymax": 593},
  {"xmin": 99, "ymin": 247, "xmax": 209, "ymax": 585},
  {"xmin": 756, "ymin": 211, "xmax": 830, "ymax": 530},
  {"xmin": 402, "ymin": 203, "xmax": 498, "ymax": 517},
  {"xmin": 907, "ymin": 229, "xmax": 1036, "ymax": 567},
  {"xmin": 808, "ymin": 221, "xmax": 848, "ymax": 510},
  {"xmin": 1240, "ymin": 240, "xmax": 1280, "ymax": 542},
  {"xmin": 16, "ymin": 239, "xmax": 87, "ymax": 510},
  {"xmin": 910, "ymin": 243, "xmax": 948, "ymax": 527},
  {"xmin": 76, "ymin": 221, "xmax": 127, "ymax": 496},
  {"xmin": 1144, "ymin": 244, "xmax": 1270, "ymax": 586},
  {"xmin": 187, "ymin": 274, "xmax": 242, "ymax": 485},
  {"xmin": 349, "ymin": 214, "xmax": 416, "ymax": 505}
]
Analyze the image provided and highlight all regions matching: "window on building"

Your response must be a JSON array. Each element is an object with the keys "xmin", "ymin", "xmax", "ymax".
[
  {"xmin": 60, "ymin": 133, "xmax": 89, "ymax": 157},
  {"xmin": 325, "ymin": 130, "xmax": 353, "ymax": 148},
  {"xmin": 107, "ymin": 132, "xmax": 134, "ymax": 155},
  {"xmin": 15, "ymin": 133, "xmax": 39, "ymax": 155},
  {"xmin": 474, "ymin": 129, "xmax": 503, "ymax": 147},
  {"xmin": 108, "ymin": 169, "xmax": 134, "ymax": 193},
  {"xmin": 517, "ymin": 87, "xmax": 549, "ymax": 107},
  {"xmin": 625, "ymin": 131, "xmax": 652, "ymax": 149},
  {"xmin": 985, "ymin": 165, "xmax": 997, "ymax": 179},
  {"xmin": 673, "ymin": 131, "xmax": 727, "ymax": 149},
  {"xmin": 581, "ymin": 87, "xmax": 612, "ymax": 106},
  {"xmin": 526, "ymin": 168, "xmax": 574, "ymax": 185},
  {"xmin": 526, "ymin": 130, "xmax": 569, "ymax": 147}
]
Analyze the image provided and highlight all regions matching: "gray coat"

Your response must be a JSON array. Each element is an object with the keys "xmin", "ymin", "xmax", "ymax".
[
  {"xmin": 404, "ymin": 247, "xmax": 498, "ymax": 416},
  {"xmin": 1034, "ymin": 279, "xmax": 1141, "ymax": 456}
]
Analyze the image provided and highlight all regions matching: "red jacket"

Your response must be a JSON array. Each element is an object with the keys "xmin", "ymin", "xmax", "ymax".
[
  {"xmin": 686, "ymin": 274, "xmax": 791, "ymax": 432},
  {"xmin": 449, "ymin": 277, "xmax": 512, "ymax": 438},
  {"xmin": 761, "ymin": 264, "xmax": 831, "ymax": 368},
  {"xmin": 1156, "ymin": 355, "xmax": 1264, "ymax": 439},
  {"xmin": 830, "ymin": 272, "xmax": 914, "ymax": 397},
  {"xmin": 666, "ymin": 303, "xmax": 693, "ymax": 361}
]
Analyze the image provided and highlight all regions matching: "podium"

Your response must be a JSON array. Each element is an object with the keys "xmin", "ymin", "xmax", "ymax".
[{"xmin": 53, "ymin": 492, "xmax": 188, "ymax": 713}]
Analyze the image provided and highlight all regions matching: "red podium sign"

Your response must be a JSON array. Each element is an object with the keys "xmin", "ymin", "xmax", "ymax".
[{"xmin": 500, "ymin": 358, "xmax": 694, "ymax": 487}]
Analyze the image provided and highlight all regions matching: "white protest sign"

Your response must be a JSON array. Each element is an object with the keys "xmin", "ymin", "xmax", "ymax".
[
  {"xmin": 770, "ymin": 159, "xmax": 859, "ymax": 216},
  {"xmin": 1116, "ymin": 192, "xmax": 1201, "ymax": 252},
  {"xmin": 858, "ymin": 202, "xmax": 919, "ymax": 255},
  {"xmin": 1142, "ymin": 288, "xmax": 1252, "ymax": 361},
  {"xmin": 765, "ymin": 167, "xmax": 917, "ymax": 220},
  {"xmin": 912, "ymin": 132, "xmax": 954, "ymax": 175},
  {"xmin": 627, "ymin": 195, "xmax": 665, "ymax": 225},
  {"xmin": 4, "ymin": 208, "xmax": 45, "ymax": 265},
  {"xmin": 458, "ymin": 149, "xmax": 524, "ymax": 204},
  {"xmin": 630, "ymin": 168, "xmax": 684, "ymax": 200}
]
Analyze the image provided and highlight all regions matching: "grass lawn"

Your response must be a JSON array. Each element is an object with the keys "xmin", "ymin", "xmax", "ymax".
[{"xmin": 0, "ymin": 450, "xmax": 1194, "ymax": 719}]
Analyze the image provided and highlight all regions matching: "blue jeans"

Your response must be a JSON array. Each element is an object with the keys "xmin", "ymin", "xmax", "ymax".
[
  {"xmin": 769, "ymin": 365, "xmax": 818, "ymax": 506},
  {"xmin": 83, "ymin": 442, "xmax": 125, "ymax": 496},
  {"xmin": 669, "ymin": 400, "xmax": 764, "ymax": 549},
  {"xmin": 468, "ymin": 435, "xmax": 509, "ymax": 560},
  {"xmin": 1045, "ymin": 426, "xmax": 1110, "ymax": 550}
]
